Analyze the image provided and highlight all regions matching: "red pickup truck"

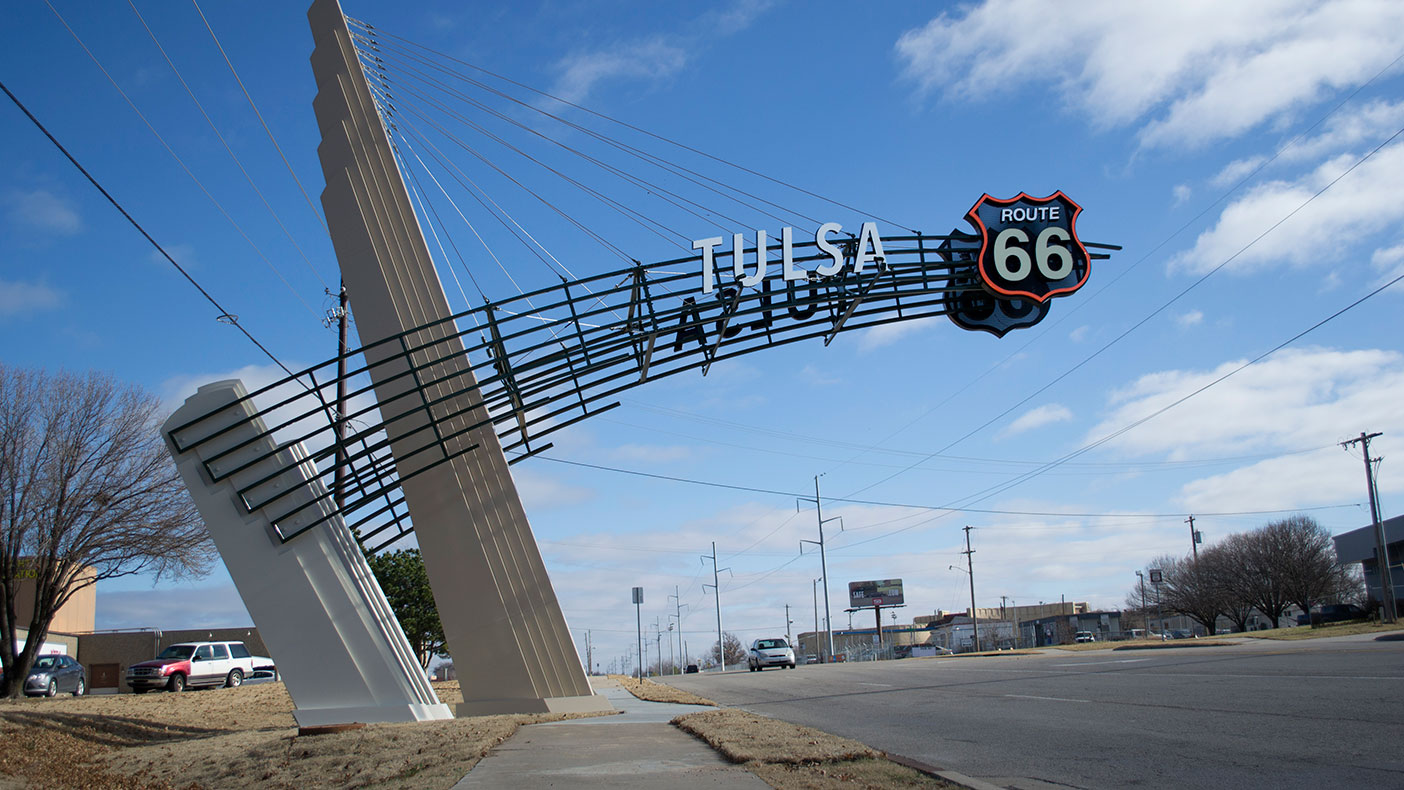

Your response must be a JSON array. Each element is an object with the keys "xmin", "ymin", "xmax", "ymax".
[{"xmin": 125, "ymin": 641, "xmax": 274, "ymax": 693}]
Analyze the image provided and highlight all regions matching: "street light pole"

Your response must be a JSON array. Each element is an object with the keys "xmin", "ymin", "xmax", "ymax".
[
  {"xmin": 1135, "ymin": 570, "xmax": 1146, "ymax": 636},
  {"xmin": 632, "ymin": 586, "xmax": 644, "ymax": 681}
]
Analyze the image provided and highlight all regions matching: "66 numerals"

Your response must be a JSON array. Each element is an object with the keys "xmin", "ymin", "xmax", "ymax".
[{"xmin": 990, "ymin": 226, "xmax": 1077, "ymax": 284}]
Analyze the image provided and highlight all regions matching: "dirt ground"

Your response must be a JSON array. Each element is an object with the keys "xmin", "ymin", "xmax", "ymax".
[{"xmin": 0, "ymin": 681, "xmax": 611, "ymax": 789}]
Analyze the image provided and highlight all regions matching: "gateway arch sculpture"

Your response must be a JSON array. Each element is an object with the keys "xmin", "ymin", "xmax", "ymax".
[{"xmin": 163, "ymin": 0, "xmax": 1118, "ymax": 725}]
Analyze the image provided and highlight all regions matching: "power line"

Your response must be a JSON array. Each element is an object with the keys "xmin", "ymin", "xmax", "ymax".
[
  {"xmin": 519, "ymin": 450, "xmax": 1359, "ymax": 520},
  {"xmin": 0, "ymin": 79, "xmax": 293, "ymax": 378}
]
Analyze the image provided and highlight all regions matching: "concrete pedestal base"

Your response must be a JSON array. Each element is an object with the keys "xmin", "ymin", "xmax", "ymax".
[
  {"xmin": 457, "ymin": 693, "xmax": 615, "ymax": 717},
  {"xmin": 295, "ymin": 703, "xmax": 453, "ymax": 728}
]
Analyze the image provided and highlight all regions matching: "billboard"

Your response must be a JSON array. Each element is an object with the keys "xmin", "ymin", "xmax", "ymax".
[{"xmin": 849, "ymin": 579, "xmax": 904, "ymax": 608}]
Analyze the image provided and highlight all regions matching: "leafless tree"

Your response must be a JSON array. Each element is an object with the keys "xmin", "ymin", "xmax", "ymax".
[
  {"xmin": 0, "ymin": 366, "xmax": 214, "ymax": 697},
  {"xmin": 1270, "ymin": 515, "xmax": 1348, "ymax": 625},
  {"xmin": 1155, "ymin": 553, "xmax": 1226, "ymax": 635},
  {"xmin": 1217, "ymin": 529, "xmax": 1292, "ymax": 627},
  {"xmin": 708, "ymin": 631, "xmax": 746, "ymax": 668}
]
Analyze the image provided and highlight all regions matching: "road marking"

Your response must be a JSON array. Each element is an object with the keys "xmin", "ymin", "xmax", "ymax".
[
  {"xmin": 858, "ymin": 682, "xmax": 893, "ymax": 687},
  {"xmin": 1053, "ymin": 659, "xmax": 1152, "ymax": 666},
  {"xmin": 1004, "ymin": 694, "xmax": 1089, "ymax": 703}
]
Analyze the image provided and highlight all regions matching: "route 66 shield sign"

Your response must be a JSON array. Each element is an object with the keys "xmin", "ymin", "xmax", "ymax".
[{"xmin": 965, "ymin": 191, "xmax": 1090, "ymax": 303}]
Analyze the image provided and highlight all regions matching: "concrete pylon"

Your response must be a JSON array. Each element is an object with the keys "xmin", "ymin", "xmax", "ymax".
[
  {"xmin": 164, "ymin": 381, "xmax": 452, "ymax": 728},
  {"xmin": 307, "ymin": 0, "xmax": 608, "ymax": 715}
]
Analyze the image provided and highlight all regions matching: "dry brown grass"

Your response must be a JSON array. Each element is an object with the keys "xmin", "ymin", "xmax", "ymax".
[
  {"xmin": 673, "ymin": 708, "xmax": 878, "ymax": 764},
  {"xmin": 0, "ymin": 680, "xmax": 613, "ymax": 789},
  {"xmin": 609, "ymin": 674, "xmax": 716, "ymax": 705},
  {"xmin": 1238, "ymin": 621, "xmax": 1404, "ymax": 640},
  {"xmin": 749, "ymin": 759, "xmax": 955, "ymax": 789},
  {"xmin": 672, "ymin": 709, "xmax": 956, "ymax": 789}
]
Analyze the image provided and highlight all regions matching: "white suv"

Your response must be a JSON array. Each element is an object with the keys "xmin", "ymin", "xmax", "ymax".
[
  {"xmin": 747, "ymin": 638, "xmax": 796, "ymax": 671},
  {"xmin": 126, "ymin": 641, "xmax": 274, "ymax": 693}
]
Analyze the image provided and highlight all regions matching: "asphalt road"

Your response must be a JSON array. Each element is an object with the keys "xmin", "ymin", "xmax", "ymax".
[{"xmin": 659, "ymin": 634, "xmax": 1404, "ymax": 789}]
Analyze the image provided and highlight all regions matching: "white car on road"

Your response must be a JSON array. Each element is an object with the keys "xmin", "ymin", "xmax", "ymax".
[{"xmin": 747, "ymin": 638, "xmax": 796, "ymax": 671}]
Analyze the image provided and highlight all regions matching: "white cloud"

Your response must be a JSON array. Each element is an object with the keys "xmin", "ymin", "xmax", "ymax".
[
  {"xmin": 1372, "ymin": 243, "xmax": 1404, "ymax": 283},
  {"xmin": 894, "ymin": 0, "xmax": 1404, "ymax": 149},
  {"xmin": 999, "ymin": 403, "xmax": 1073, "ymax": 439},
  {"xmin": 1088, "ymin": 347, "xmax": 1404, "ymax": 459},
  {"xmin": 856, "ymin": 320, "xmax": 925, "ymax": 351},
  {"xmin": 1176, "ymin": 309, "xmax": 1204, "ymax": 327},
  {"xmin": 0, "ymin": 278, "xmax": 63, "ymax": 318},
  {"xmin": 1069, "ymin": 325, "xmax": 1090, "ymax": 343},
  {"xmin": 547, "ymin": 1, "xmax": 774, "ymax": 105},
  {"xmin": 513, "ymin": 466, "xmax": 594, "ymax": 510},
  {"xmin": 1172, "ymin": 184, "xmax": 1192, "ymax": 207},
  {"xmin": 551, "ymin": 39, "xmax": 688, "ymax": 104},
  {"xmin": 1211, "ymin": 156, "xmax": 1268, "ymax": 188},
  {"xmin": 2, "ymin": 188, "xmax": 81, "ymax": 234},
  {"xmin": 96, "ymin": 583, "xmax": 252, "ymax": 630},
  {"xmin": 1168, "ymin": 140, "xmax": 1404, "ymax": 274}
]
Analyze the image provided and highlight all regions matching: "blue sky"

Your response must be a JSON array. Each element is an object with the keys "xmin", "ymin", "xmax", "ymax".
[{"xmin": 4, "ymin": 0, "xmax": 1404, "ymax": 672}]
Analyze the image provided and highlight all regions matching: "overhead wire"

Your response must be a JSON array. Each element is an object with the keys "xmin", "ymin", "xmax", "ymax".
[
  {"xmin": 42, "ymin": 0, "xmax": 321, "ymax": 322},
  {"xmin": 344, "ymin": 19, "xmax": 907, "ymax": 231},
  {"xmin": 349, "ymin": 27, "xmax": 817, "ymax": 233},
  {"xmin": 189, "ymin": 0, "xmax": 330, "ymax": 236},
  {"xmin": 127, "ymin": 0, "xmax": 328, "ymax": 293},
  {"xmin": 826, "ymin": 45, "xmax": 1404, "ymax": 493},
  {"xmin": 1, "ymin": 79, "xmax": 295, "ymax": 378},
  {"xmin": 840, "ymin": 119, "xmax": 1404, "ymax": 501},
  {"xmin": 354, "ymin": 36, "xmax": 784, "ymax": 237}
]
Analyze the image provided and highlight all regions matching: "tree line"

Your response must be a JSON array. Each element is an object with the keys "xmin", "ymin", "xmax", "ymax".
[{"xmin": 1126, "ymin": 515, "xmax": 1364, "ymax": 634}]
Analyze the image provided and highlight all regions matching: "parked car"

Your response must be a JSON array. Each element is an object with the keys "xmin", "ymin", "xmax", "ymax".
[
  {"xmin": 747, "ymin": 638, "xmax": 796, "ymax": 671},
  {"xmin": 684, "ymin": 664, "xmax": 699, "ymax": 674},
  {"xmin": 1170, "ymin": 629, "xmax": 1196, "ymax": 639},
  {"xmin": 1074, "ymin": 631, "xmax": 1096, "ymax": 643},
  {"xmin": 24, "ymin": 654, "xmax": 85, "ymax": 697},
  {"xmin": 803, "ymin": 654, "xmax": 819, "ymax": 665},
  {"xmin": 126, "ymin": 641, "xmax": 273, "ymax": 693}
]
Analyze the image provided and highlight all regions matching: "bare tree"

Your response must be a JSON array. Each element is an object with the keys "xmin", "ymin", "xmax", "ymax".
[
  {"xmin": 1156, "ymin": 553, "xmax": 1224, "ymax": 635},
  {"xmin": 1270, "ymin": 515, "xmax": 1346, "ymax": 626},
  {"xmin": 708, "ymin": 631, "xmax": 746, "ymax": 668},
  {"xmin": 0, "ymin": 366, "xmax": 214, "ymax": 697},
  {"xmin": 1200, "ymin": 544, "xmax": 1252, "ymax": 633},
  {"xmin": 1218, "ymin": 524, "xmax": 1291, "ymax": 631}
]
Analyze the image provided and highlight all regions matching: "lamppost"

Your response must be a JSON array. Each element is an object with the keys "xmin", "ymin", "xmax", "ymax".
[{"xmin": 1135, "ymin": 570, "xmax": 1147, "ymax": 636}]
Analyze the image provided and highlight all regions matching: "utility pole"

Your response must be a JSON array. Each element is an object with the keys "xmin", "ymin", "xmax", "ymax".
[
  {"xmin": 632, "ymin": 586, "xmax": 644, "ymax": 680},
  {"xmin": 784, "ymin": 604, "xmax": 793, "ymax": 647},
  {"xmin": 326, "ymin": 281, "xmax": 350, "ymax": 513},
  {"xmin": 585, "ymin": 630, "xmax": 592, "ymax": 677},
  {"xmin": 800, "ymin": 475, "xmax": 840, "ymax": 663},
  {"xmin": 668, "ymin": 585, "xmax": 686, "ymax": 675},
  {"xmin": 654, "ymin": 620, "xmax": 663, "ymax": 676},
  {"xmin": 702, "ymin": 543, "xmax": 730, "ymax": 671},
  {"xmin": 1186, "ymin": 515, "xmax": 1200, "ymax": 562},
  {"xmin": 1344, "ymin": 432, "xmax": 1395, "ymax": 623},
  {"xmin": 812, "ymin": 577, "xmax": 821, "ymax": 659},
  {"xmin": 963, "ymin": 526, "xmax": 979, "ymax": 652}
]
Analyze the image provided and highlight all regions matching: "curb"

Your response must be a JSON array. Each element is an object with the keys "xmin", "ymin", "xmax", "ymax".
[
  {"xmin": 1112, "ymin": 641, "xmax": 1231, "ymax": 651},
  {"xmin": 885, "ymin": 752, "xmax": 1007, "ymax": 790}
]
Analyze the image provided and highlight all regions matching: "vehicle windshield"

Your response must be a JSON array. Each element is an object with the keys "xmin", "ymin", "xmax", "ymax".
[
  {"xmin": 158, "ymin": 645, "xmax": 196, "ymax": 660},
  {"xmin": 32, "ymin": 657, "xmax": 59, "ymax": 670},
  {"xmin": 756, "ymin": 639, "xmax": 787, "ymax": 649}
]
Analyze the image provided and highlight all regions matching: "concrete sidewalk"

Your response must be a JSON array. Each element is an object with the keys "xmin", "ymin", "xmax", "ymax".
[{"xmin": 452, "ymin": 679, "xmax": 767, "ymax": 788}]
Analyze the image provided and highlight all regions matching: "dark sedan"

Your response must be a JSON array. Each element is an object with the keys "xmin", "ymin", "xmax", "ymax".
[{"xmin": 25, "ymin": 654, "xmax": 85, "ymax": 697}]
